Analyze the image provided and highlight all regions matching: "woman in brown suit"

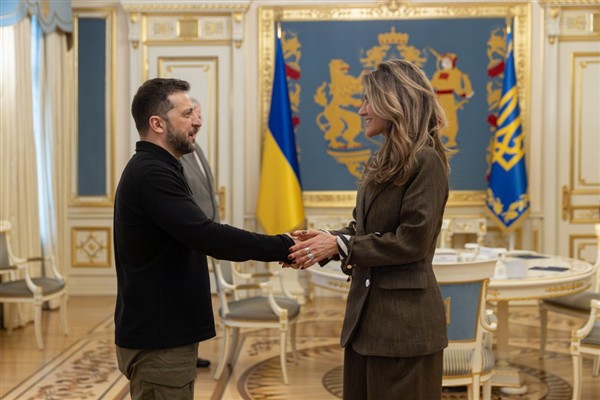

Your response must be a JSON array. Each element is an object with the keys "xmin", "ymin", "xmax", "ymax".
[{"xmin": 288, "ymin": 59, "xmax": 450, "ymax": 399}]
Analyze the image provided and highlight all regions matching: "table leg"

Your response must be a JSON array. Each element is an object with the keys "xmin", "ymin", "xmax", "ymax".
[{"xmin": 492, "ymin": 300, "xmax": 528, "ymax": 394}]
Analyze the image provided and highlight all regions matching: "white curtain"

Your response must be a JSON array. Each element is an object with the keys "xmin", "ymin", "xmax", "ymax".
[
  {"xmin": 37, "ymin": 27, "xmax": 68, "ymax": 274},
  {"xmin": 0, "ymin": 17, "xmax": 69, "ymax": 327},
  {"xmin": 0, "ymin": 18, "xmax": 41, "ymax": 327}
]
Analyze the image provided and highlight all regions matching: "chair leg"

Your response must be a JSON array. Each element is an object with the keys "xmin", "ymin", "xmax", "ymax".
[
  {"xmin": 6, "ymin": 304, "xmax": 15, "ymax": 335},
  {"xmin": 572, "ymin": 353, "xmax": 583, "ymax": 400},
  {"xmin": 482, "ymin": 380, "xmax": 491, "ymax": 400},
  {"xmin": 290, "ymin": 322, "xmax": 298, "ymax": 365},
  {"xmin": 59, "ymin": 295, "xmax": 69, "ymax": 336},
  {"xmin": 280, "ymin": 330, "xmax": 289, "ymax": 385},
  {"xmin": 592, "ymin": 355, "xmax": 600, "ymax": 377},
  {"xmin": 539, "ymin": 304, "xmax": 548, "ymax": 359},
  {"xmin": 472, "ymin": 375, "xmax": 481, "ymax": 400},
  {"xmin": 214, "ymin": 324, "xmax": 231, "ymax": 380},
  {"xmin": 34, "ymin": 303, "xmax": 44, "ymax": 350},
  {"xmin": 227, "ymin": 327, "xmax": 240, "ymax": 365}
]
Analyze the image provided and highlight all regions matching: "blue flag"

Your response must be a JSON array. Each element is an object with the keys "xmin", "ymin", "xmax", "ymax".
[
  {"xmin": 256, "ymin": 35, "xmax": 305, "ymax": 234},
  {"xmin": 486, "ymin": 26, "xmax": 529, "ymax": 232}
]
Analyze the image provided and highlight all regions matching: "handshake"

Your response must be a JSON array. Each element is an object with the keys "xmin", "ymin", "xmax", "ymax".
[{"xmin": 282, "ymin": 229, "xmax": 339, "ymax": 270}]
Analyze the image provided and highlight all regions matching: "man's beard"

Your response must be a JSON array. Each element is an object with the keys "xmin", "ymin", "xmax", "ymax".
[{"xmin": 166, "ymin": 121, "xmax": 195, "ymax": 155}]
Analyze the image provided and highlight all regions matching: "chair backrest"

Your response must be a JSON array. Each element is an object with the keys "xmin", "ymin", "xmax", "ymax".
[
  {"xmin": 211, "ymin": 259, "xmax": 254, "ymax": 312},
  {"xmin": 438, "ymin": 218, "xmax": 453, "ymax": 248},
  {"xmin": 439, "ymin": 217, "xmax": 487, "ymax": 248},
  {"xmin": 0, "ymin": 220, "xmax": 16, "ymax": 270},
  {"xmin": 433, "ymin": 259, "xmax": 497, "ymax": 343},
  {"xmin": 592, "ymin": 223, "xmax": 600, "ymax": 292}
]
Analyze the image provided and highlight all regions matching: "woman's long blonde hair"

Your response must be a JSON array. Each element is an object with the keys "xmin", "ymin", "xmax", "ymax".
[{"xmin": 361, "ymin": 59, "xmax": 449, "ymax": 187}]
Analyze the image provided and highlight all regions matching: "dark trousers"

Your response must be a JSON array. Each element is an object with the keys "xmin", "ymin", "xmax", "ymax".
[
  {"xmin": 116, "ymin": 343, "xmax": 199, "ymax": 400},
  {"xmin": 343, "ymin": 344, "xmax": 444, "ymax": 400}
]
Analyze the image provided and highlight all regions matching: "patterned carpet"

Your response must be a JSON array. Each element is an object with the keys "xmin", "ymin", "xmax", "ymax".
[
  {"xmin": 236, "ymin": 341, "xmax": 572, "ymax": 400},
  {"xmin": 2, "ymin": 316, "xmax": 129, "ymax": 400},
  {"xmin": 2, "ymin": 305, "xmax": 592, "ymax": 400}
]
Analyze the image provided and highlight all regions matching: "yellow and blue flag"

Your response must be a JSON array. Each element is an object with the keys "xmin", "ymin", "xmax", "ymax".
[
  {"xmin": 485, "ymin": 25, "xmax": 529, "ymax": 232},
  {"xmin": 256, "ymin": 35, "xmax": 305, "ymax": 234}
]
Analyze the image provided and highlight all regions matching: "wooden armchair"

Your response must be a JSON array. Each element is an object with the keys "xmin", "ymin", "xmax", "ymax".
[
  {"xmin": 434, "ymin": 259, "xmax": 498, "ymax": 400},
  {"xmin": 0, "ymin": 220, "xmax": 68, "ymax": 350},
  {"xmin": 570, "ymin": 299, "xmax": 600, "ymax": 400},
  {"xmin": 539, "ymin": 224, "xmax": 600, "ymax": 362},
  {"xmin": 212, "ymin": 259, "xmax": 300, "ymax": 384}
]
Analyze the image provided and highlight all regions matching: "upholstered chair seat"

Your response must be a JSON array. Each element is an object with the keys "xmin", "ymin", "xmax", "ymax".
[
  {"xmin": 581, "ymin": 322, "xmax": 600, "ymax": 346},
  {"xmin": 221, "ymin": 296, "xmax": 301, "ymax": 321},
  {"xmin": 543, "ymin": 291, "xmax": 600, "ymax": 312},
  {"xmin": 0, "ymin": 277, "xmax": 65, "ymax": 297},
  {"xmin": 212, "ymin": 258, "xmax": 301, "ymax": 385},
  {"xmin": 0, "ymin": 220, "xmax": 68, "ymax": 350}
]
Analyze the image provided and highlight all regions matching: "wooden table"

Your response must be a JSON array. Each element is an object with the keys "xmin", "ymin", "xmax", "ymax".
[
  {"xmin": 486, "ymin": 253, "xmax": 595, "ymax": 393},
  {"xmin": 307, "ymin": 252, "xmax": 596, "ymax": 394}
]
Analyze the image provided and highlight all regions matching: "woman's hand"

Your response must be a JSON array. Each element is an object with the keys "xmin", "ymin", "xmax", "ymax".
[{"xmin": 287, "ymin": 229, "xmax": 338, "ymax": 269}]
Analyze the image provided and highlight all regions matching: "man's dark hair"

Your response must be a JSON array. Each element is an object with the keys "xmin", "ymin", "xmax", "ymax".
[{"xmin": 131, "ymin": 78, "xmax": 190, "ymax": 134}]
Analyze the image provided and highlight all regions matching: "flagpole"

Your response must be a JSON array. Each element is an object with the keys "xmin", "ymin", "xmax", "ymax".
[
  {"xmin": 508, "ymin": 232, "xmax": 515, "ymax": 251},
  {"xmin": 506, "ymin": 18, "xmax": 515, "ymax": 253},
  {"xmin": 505, "ymin": 18, "xmax": 514, "ymax": 253}
]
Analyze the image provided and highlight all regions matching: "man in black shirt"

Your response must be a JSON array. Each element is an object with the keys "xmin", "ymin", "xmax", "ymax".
[{"xmin": 114, "ymin": 78, "xmax": 294, "ymax": 400}]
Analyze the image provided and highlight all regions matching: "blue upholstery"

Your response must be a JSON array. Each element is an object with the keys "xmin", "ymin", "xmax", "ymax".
[
  {"xmin": 440, "ymin": 282, "xmax": 482, "ymax": 341},
  {"xmin": 434, "ymin": 259, "xmax": 497, "ymax": 400}
]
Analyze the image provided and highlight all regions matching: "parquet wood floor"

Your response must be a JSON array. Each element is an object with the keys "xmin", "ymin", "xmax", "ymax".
[{"xmin": 0, "ymin": 296, "xmax": 598, "ymax": 399}]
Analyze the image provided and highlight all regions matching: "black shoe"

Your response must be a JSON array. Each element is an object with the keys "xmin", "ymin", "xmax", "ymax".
[{"xmin": 196, "ymin": 357, "xmax": 211, "ymax": 368}]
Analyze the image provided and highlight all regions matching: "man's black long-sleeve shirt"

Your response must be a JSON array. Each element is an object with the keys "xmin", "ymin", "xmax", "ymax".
[{"xmin": 113, "ymin": 141, "xmax": 293, "ymax": 349}]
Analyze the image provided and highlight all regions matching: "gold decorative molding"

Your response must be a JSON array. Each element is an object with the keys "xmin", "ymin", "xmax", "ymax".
[
  {"xmin": 547, "ymin": 6, "xmax": 561, "ymax": 44},
  {"xmin": 570, "ymin": 53, "xmax": 600, "ymax": 191},
  {"xmin": 569, "ymin": 234, "xmax": 597, "ymax": 262},
  {"xmin": 378, "ymin": 0, "xmax": 410, "ymax": 12},
  {"xmin": 557, "ymin": 7, "xmax": 600, "ymax": 41},
  {"xmin": 447, "ymin": 191, "xmax": 486, "ymax": 207},
  {"xmin": 123, "ymin": 2, "xmax": 249, "ymax": 52},
  {"xmin": 303, "ymin": 191, "xmax": 357, "ymax": 208},
  {"xmin": 144, "ymin": 15, "xmax": 231, "ymax": 42},
  {"xmin": 178, "ymin": 18, "xmax": 199, "ymax": 38},
  {"xmin": 543, "ymin": 4, "xmax": 600, "ymax": 43},
  {"xmin": 303, "ymin": 190, "xmax": 487, "ymax": 209},
  {"xmin": 561, "ymin": 9, "xmax": 600, "ymax": 39},
  {"xmin": 121, "ymin": 3, "xmax": 249, "ymax": 13},
  {"xmin": 540, "ymin": 0, "xmax": 600, "ymax": 4},
  {"xmin": 487, "ymin": 281, "xmax": 590, "ymax": 301},
  {"xmin": 129, "ymin": 13, "xmax": 139, "ymax": 49},
  {"xmin": 544, "ymin": 281, "xmax": 586, "ymax": 294},
  {"xmin": 71, "ymin": 227, "xmax": 112, "ymax": 268},
  {"xmin": 571, "ymin": 205, "xmax": 600, "ymax": 223}
]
